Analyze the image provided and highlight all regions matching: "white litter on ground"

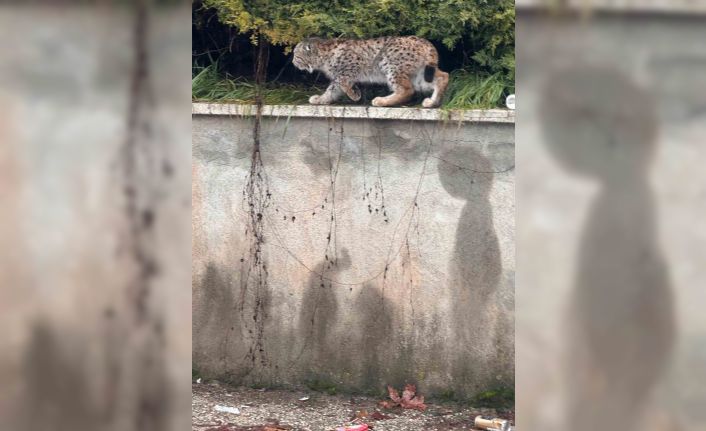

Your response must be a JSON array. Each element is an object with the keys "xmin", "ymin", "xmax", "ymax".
[{"xmin": 213, "ymin": 405, "xmax": 240, "ymax": 415}]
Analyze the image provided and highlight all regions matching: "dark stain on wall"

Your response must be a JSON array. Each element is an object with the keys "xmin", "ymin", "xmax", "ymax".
[
  {"xmin": 367, "ymin": 121, "xmax": 430, "ymax": 163},
  {"xmin": 300, "ymin": 137, "xmax": 333, "ymax": 177},
  {"xmin": 297, "ymin": 120, "xmax": 436, "ymax": 181}
]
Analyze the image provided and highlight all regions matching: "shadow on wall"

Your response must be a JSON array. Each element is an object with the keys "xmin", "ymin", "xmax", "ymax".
[
  {"xmin": 193, "ymin": 264, "xmax": 238, "ymax": 377},
  {"xmin": 20, "ymin": 321, "xmax": 99, "ymax": 431},
  {"xmin": 437, "ymin": 145, "xmax": 502, "ymax": 395},
  {"xmin": 355, "ymin": 283, "xmax": 395, "ymax": 393},
  {"xmin": 539, "ymin": 66, "xmax": 675, "ymax": 431},
  {"xmin": 297, "ymin": 248, "xmax": 352, "ymax": 380},
  {"xmin": 19, "ymin": 318, "xmax": 171, "ymax": 431},
  {"xmin": 296, "ymin": 247, "xmax": 398, "ymax": 394}
]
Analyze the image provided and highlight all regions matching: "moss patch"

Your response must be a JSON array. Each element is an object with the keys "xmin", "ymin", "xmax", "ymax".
[
  {"xmin": 470, "ymin": 387, "xmax": 514, "ymax": 409},
  {"xmin": 304, "ymin": 377, "xmax": 340, "ymax": 396}
]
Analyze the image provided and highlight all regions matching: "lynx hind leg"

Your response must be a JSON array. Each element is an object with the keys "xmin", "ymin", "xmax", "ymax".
[
  {"xmin": 309, "ymin": 83, "xmax": 343, "ymax": 105},
  {"xmin": 372, "ymin": 75, "xmax": 414, "ymax": 107},
  {"xmin": 422, "ymin": 69, "xmax": 449, "ymax": 108},
  {"xmin": 336, "ymin": 78, "xmax": 361, "ymax": 102}
]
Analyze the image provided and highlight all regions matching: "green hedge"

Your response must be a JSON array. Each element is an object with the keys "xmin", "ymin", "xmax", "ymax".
[{"xmin": 202, "ymin": 0, "xmax": 514, "ymax": 83}]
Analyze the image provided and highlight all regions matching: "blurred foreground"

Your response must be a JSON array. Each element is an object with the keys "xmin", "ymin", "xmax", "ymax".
[
  {"xmin": 516, "ymin": 3, "xmax": 706, "ymax": 431},
  {"xmin": 0, "ymin": 2, "xmax": 191, "ymax": 430}
]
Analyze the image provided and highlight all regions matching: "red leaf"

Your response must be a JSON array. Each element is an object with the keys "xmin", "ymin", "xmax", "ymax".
[
  {"xmin": 401, "ymin": 395, "xmax": 426, "ymax": 411},
  {"xmin": 387, "ymin": 385, "xmax": 401, "ymax": 403},
  {"xmin": 378, "ymin": 400, "xmax": 397, "ymax": 409},
  {"xmin": 381, "ymin": 384, "xmax": 426, "ymax": 411},
  {"xmin": 401, "ymin": 384, "xmax": 416, "ymax": 403}
]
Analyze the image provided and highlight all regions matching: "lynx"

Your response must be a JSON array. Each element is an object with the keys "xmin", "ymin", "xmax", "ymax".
[{"xmin": 292, "ymin": 36, "xmax": 449, "ymax": 108}]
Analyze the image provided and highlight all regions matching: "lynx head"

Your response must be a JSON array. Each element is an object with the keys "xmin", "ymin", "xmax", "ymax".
[{"xmin": 292, "ymin": 38, "xmax": 326, "ymax": 73}]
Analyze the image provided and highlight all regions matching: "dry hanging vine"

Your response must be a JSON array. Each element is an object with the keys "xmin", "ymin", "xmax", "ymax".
[
  {"xmin": 237, "ymin": 35, "xmax": 272, "ymax": 374},
  {"xmin": 114, "ymin": 1, "xmax": 170, "ymax": 429}
]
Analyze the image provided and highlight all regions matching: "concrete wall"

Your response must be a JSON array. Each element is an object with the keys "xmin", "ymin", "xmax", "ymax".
[{"xmin": 192, "ymin": 104, "xmax": 515, "ymax": 398}]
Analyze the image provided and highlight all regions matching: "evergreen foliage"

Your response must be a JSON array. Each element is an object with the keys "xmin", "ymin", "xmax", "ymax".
[{"xmin": 197, "ymin": 0, "xmax": 514, "ymax": 107}]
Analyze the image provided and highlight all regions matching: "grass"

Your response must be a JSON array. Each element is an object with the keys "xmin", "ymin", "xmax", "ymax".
[
  {"xmin": 192, "ymin": 63, "xmax": 320, "ymax": 105},
  {"xmin": 193, "ymin": 63, "xmax": 513, "ymax": 110},
  {"xmin": 470, "ymin": 387, "xmax": 515, "ymax": 409},
  {"xmin": 432, "ymin": 388, "xmax": 461, "ymax": 403},
  {"xmin": 442, "ymin": 70, "xmax": 513, "ymax": 110}
]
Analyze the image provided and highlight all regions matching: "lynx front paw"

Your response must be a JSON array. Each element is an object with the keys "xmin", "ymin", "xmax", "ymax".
[
  {"xmin": 422, "ymin": 97, "xmax": 438, "ymax": 108},
  {"xmin": 309, "ymin": 95, "xmax": 329, "ymax": 105},
  {"xmin": 371, "ymin": 97, "xmax": 386, "ymax": 107}
]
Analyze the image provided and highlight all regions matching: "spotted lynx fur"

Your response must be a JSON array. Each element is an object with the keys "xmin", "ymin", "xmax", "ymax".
[{"xmin": 292, "ymin": 36, "xmax": 449, "ymax": 108}]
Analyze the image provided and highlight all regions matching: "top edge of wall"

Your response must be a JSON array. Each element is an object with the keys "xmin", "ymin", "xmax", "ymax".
[
  {"xmin": 191, "ymin": 103, "xmax": 515, "ymax": 124},
  {"xmin": 516, "ymin": 0, "xmax": 706, "ymax": 15}
]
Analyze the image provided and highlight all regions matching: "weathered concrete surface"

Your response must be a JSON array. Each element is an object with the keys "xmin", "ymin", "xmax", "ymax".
[
  {"xmin": 192, "ymin": 102, "xmax": 515, "ymax": 123},
  {"xmin": 192, "ymin": 106, "xmax": 515, "ymax": 398}
]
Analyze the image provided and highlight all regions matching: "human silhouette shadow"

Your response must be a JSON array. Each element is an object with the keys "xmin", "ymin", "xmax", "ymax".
[
  {"xmin": 437, "ymin": 146, "xmax": 502, "ymax": 394},
  {"xmin": 193, "ymin": 264, "xmax": 238, "ymax": 369},
  {"xmin": 297, "ymin": 248, "xmax": 352, "ymax": 377},
  {"xmin": 19, "ymin": 321, "xmax": 100, "ymax": 431},
  {"xmin": 539, "ymin": 66, "xmax": 675, "ymax": 431},
  {"xmin": 20, "ymin": 318, "xmax": 171, "ymax": 431},
  {"xmin": 355, "ymin": 283, "xmax": 394, "ymax": 391}
]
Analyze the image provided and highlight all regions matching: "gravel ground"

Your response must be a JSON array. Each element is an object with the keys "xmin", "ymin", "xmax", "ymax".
[{"xmin": 192, "ymin": 382, "xmax": 514, "ymax": 431}]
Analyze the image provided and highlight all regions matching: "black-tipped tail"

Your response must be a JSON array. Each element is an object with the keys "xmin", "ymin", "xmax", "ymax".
[{"xmin": 424, "ymin": 65, "xmax": 436, "ymax": 82}]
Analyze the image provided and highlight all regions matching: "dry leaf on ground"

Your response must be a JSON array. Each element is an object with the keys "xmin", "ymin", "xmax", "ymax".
[{"xmin": 379, "ymin": 384, "xmax": 427, "ymax": 411}]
